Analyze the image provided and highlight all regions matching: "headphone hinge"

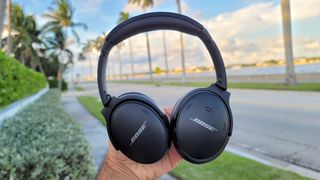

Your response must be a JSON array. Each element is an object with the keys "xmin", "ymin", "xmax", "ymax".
[{"xmin": 102, "ymin": 94, "xmax": 112, "ymax": 107}]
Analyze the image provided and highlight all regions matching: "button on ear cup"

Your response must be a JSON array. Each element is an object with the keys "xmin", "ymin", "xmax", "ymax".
[
  {"xmin": 109, "ymin": 101, "xmax": 169, "ymax": 164},
  {"xmin": 172, "ymin": 91, "xmax": 231, "ymax": 164}
]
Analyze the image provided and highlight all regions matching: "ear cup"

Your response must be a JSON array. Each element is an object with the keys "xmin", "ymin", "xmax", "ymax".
[
  {"xmin": 171, "ymin": 90, "xmax": 231, "ymax": 164},
  {"xmin": 109, "ymin": 93, "xmax": 169, "ymax": 164},
  {"xmin": 119, "ymin": 92, "xmax": 157, "ymax": 105}
]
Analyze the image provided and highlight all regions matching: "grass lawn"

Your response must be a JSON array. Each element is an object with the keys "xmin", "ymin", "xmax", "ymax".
[
  {"xmin": 78, "ymin": 96, "xmax": 106, "ymax": 125},
  {"xmin": 171, "ymin": 153, "xmax": 309, "ymax": 180},
  {"xmin": 78, "ymin": 95, "xmax": 309, "ymax": 180},
  {"xmin": 110, "ymin": 80, "xmax": 320, "ymax": 91},
  {"xmin": 74, "ymin": 86, "xmax": 84, "ymax": 91}
]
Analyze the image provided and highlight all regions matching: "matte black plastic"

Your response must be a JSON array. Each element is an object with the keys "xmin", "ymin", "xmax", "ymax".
[
  {"xmin": 101, "ymin": 92, "xmax": 170, "ymax": 164},
  {"xmin": 171, "ymin": 86, "xmax": 232, "ymax": 164},
  {"xmin": 110, "ymin": 102, "xmax": 168, "ymax": 163},
  {"xmin": 97, "ymin": 12, "xmax": 227, "ymax": 105}
]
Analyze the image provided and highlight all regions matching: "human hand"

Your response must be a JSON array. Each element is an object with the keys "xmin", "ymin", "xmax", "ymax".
[{"xmin": 97, "ymin": 107, "xmax": 182, "ymax": 180}]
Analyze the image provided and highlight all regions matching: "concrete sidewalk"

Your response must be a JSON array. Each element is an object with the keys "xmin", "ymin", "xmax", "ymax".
[
  {"xmin": 61, "ymin": 94, "xmax": 108, "ymax": 169},
  {"xmin": 61, "ymin": 90, "xmax": 175, "ymax": 179}
]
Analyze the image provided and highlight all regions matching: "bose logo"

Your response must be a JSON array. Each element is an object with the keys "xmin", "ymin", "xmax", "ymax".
[
  {"xmin": 130, "ymin": 121, "xmax": 147, "ymax": 146},
  {"xmin": 190, "ymin": 117, "xmax": 218, "ymax": 132}
]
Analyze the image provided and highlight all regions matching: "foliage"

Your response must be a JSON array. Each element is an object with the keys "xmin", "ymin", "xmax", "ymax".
[
  {"xmin": 128, "ymin": 0, "xmax": 154, "ymax": 10},
  {"xmin": 117, "ymin": 11, "xmax": 129, "ymax": 24},
  {"xmin": 74, "ymin": 86, "xmax": 84, "ymax": 91},
  {"xmin": 171, "ymin": 152, "xmax": 309, "ymax": 180},
  {"xmin": 48, "ymin": 78, "xmax": 68, "ymax": 91},
  {"xmin": 154, "ymin": 66, "xmax": 162, "ymax": 74},
  {"xmin": 78, "ymin": 96, "xmax": 105, "ymax": 125},
  {"xmin": 11, "ymin": 3, "xmax": 45, "ymax": 70},
  {"xmin": 0, "ymin": 51, "xmax": 46, "ymax": 108},
  {"xmin": 43, "ymin": 0, "xmax": 87, "ymax": 88},
  {"xmin": 43, "ymin": 0, "xmax": 87, "ymax": 43},
  {"xmin": 0, "ymin": 90, "xmax": 95, "ymax": 179}
]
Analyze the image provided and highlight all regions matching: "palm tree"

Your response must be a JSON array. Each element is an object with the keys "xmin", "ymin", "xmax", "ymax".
[
  {"xmin": 281, "ymin": 0, "xmax": 297, "ymax": 85},
  {"xmin": 6, "ymin": 0, "xmax": 12, "ymax": 54},
  {"xmin": 162, "ymin": 30, "xmax": 169, "ymax": 77},
  {"xmin": 81, "ymin": 40, "xmax": 94, "ymax": 81},
  {"xmin": 128, "ymin": 0, "xmax": 154, "ymax": 81},
  {"xmin": 0, "ymin": 0, "xmax": 7, "ymax": 48},
  {"xmin": 43, "ymin": 0, "xmax": 87, "ymax": 89},
  {"xmin": 176, "ymin": 0, "xmax": 186, "ymax": 83},
  {"xmin": 116, "ymin": 42, "xmax": 124, "ymax": 80},
  {"xmin": 118, "ymin": 11, "xmax": 135, "ymax": 79},
  {"xmin": 11, "ymin": 4, "xmax": 45, "ymax": 70},
  {"xmin": 46, "ymin": 30, "xmax": 73, "ymax": 84}
]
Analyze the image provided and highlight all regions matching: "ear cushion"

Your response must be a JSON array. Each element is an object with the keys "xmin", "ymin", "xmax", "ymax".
[
  {"xmin": 171, "ymin": 89, "xmax": 231, "ymax": 164},
  {"xmin": 109, "ymin": 92, "xmax": 169, "ymax": 164},
  {"xmin": 119, "ymin": 92, "xmax": 157, "ymax": 106}
]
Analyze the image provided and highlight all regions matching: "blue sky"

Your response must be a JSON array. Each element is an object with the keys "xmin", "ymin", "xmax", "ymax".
[
  {"xmin": 12, "ymin": 0, "xmax": 320, "ymax": 79},
  {"xmin": 12, "ymin": 0, "xmax": 264, "ymax": 39}
]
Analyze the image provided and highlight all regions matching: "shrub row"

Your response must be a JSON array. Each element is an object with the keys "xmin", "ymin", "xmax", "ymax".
[
  {"xmin": 0, "ymin": 51, "xmax": 47, "ymax": 108},
  {"xmin": 0, "ymin": 90, "xmax": 95, "ymax": 179},
  {"xmin": 48, "ymin": 78, "xmax": 68, "ymax": 91}
]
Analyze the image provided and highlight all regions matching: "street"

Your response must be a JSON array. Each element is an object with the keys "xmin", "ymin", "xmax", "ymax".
[{"xmin": 77, "ymin": 82, "xmax": 320, "ymax": 172}]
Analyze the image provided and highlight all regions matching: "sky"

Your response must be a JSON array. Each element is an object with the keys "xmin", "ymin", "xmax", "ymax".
[{"xmin": 12, "ymin": 0, "xmax": 320, "ymax": 79}]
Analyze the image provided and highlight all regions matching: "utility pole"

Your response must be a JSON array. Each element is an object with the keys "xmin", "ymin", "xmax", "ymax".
[
  {"xmin": 281, "ymin": 0, "xmax": 297, "ymax": 85},
  {"xmin": 176, "ymin": 0, "xmax": 186, "ymax": 83}
]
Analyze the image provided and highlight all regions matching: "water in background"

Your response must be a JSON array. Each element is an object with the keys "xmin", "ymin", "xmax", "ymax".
[{"xmin": 182, "ymin": 63, "xmax": 320, "ymax": 78}]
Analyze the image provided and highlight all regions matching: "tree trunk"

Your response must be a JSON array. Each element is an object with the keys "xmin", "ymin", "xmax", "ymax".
[
  {"xmin": 20, "ymin": 53, "xmax": 25, "ymax": 65},
  {"xmin": 57, "ymin": 63, "xmax": 63, "ymax": 90},
  {"xmin": 162, "ymin": 30, "xmax": 169, "ymax": 77},
  {"xmin": 0, "ymin": 0, "xmax": 6, "ymax": 48},
  {"xmin": 281, "ymin": 0, "xmax": 297, "ymax": 85},
  {"xmin": 88, "ymin": 53, "xmax": 93, "ymax": 81},
  {"xmin": 117, "ymin": 47, "xmax": 123, "ymax": 80},
  {"xmin": 145, "ymin": 32, "xmax": 153, "ymax": 81},
  {"xmin": 129, "ymin": 39, "xmax": 135, "ymax": 79},
  {"xmin": 6, "ymin": 0, "xmax": 12, "ymax": 54},
  {"xmin": 176, "ymin": 0, "xmax": 186, "ymax": 83}
]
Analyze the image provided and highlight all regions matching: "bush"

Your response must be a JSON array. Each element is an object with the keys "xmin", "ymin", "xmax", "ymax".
[
  {"xmin": 48, "ymin": 78, "xmax": 68, "ymax": 91},
  {"xmin": 0, "ymin": 90, "xmax": 95, "ymax": 179},
  {"xmin": 0, "ymin": 51, "xmax": 47, "ymax": 108}
]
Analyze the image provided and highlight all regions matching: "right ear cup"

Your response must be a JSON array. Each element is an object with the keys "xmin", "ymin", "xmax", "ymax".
[
  {"xmin": 108, "ymin": 92, "xmax": 169, "ymax": 164},
  {"xmin": 171, "ymin": 89, "xmax": 231, "ymax": 164}
]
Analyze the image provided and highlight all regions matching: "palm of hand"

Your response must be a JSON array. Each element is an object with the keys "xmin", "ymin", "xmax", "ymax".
[{"xmin": 98, "ymin": 108, "xmax": 182, "ymax": 180}]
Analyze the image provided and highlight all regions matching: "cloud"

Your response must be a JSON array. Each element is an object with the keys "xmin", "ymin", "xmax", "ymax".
[
  {"xmin": 123, "ymin": 0, "xmax": 167, "ymax": 13},
  {"xmin": 73, "ymin": 0, "xmax": 103, "ymax": 13},
  {"xmin": 72, "ymin": 0, "xmax": 320, "ymax": 77}
]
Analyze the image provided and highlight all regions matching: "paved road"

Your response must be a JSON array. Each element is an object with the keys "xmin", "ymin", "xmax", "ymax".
[{"xmin": 76, "ymin": 82, "xmax": 320, "ymax": 172}]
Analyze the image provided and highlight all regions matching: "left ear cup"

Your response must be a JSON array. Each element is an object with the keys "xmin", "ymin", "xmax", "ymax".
[
  {"xmin": 107, "ymin": 93, "xmax": 169, "ymax": 164},
  {"xmin": 171, "ymin": 89, "xmax": 231, "ymax": 164}
]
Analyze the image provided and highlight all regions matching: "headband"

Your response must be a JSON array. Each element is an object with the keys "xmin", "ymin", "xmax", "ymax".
[{"xmin": 97, "ymin": 12, "xmax": 227, "ymax": 106}]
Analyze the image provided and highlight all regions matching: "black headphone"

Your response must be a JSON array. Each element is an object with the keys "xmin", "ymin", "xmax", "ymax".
[{"xmin": 97, "ymin": 12, "xmax": 233, "ymax": 164}]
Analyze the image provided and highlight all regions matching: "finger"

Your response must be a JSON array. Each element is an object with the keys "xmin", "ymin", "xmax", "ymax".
[{"xmin": 163, "ymin": 107, "xmax": 173, "ymax": 118}]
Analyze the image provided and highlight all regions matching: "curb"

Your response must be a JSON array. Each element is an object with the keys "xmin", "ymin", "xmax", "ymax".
[
  {"xmin": 0, "ymin": 87, "xmax": 49, "ymax": 126},
  {"xmin": 226, "ymin": 144, "xmax": 320, "ymax": 179}
]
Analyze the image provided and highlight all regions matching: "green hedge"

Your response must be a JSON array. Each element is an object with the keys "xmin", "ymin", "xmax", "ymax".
[
  {"xmin": 0, "ymin": 90, "xmax": 95, "ymax": 179},
  {"xmin": 48, "ymin": 79, "xmax": 68, "ymax": 91},
  {"xmin": 0, "ymin": 51, "xmax": 47, "ymax": 108}
]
